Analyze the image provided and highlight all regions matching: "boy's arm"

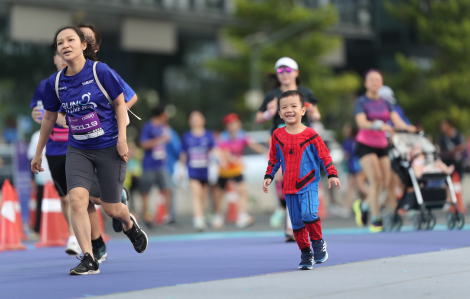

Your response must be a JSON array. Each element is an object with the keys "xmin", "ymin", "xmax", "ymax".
[
  {"xmin": 312, "ymin": 135, "xmax": 338, "ymax": 178},
  {"xmin": 265, "ymin": 134, "xmax": 281, "ymax": 180}
]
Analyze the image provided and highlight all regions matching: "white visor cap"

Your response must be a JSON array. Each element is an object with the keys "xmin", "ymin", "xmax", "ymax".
[{"xmin": 274, "ymin": 57, "xmax": 298, "ymax": 71}]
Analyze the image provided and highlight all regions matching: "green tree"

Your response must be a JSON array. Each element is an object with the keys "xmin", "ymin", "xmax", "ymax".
[
  {"xmin": 207, "ymin": 0, "xmax": 361, "ymax": 131},
  {"xmin": 387, "ymin": 0, "xmax": 470, "ymax": 136}
]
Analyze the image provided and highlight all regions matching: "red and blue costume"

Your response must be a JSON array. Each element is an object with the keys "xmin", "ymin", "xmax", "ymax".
[{"xmin": 265, "ymin": 127, "xmax": 338, "ymax": 250}]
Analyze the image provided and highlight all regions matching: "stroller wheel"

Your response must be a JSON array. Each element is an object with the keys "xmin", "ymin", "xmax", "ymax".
[
  {"xmin": 421, "ymin": 212, "xmax": 431, "ymax": 230},
  {"xmin": 428, "ymin": 212, "xmax": 436, "ymax": 230},
  {"xmin": 446, "ymin": 213, "xmax": 456, "ymax": 230},
  {"xmin": 456, "ymin": 212, "xmax": 465, "ymax": 230},
  {"xmin": 412, "ymin": 213, "xmax": 422, "ymax": 231}
]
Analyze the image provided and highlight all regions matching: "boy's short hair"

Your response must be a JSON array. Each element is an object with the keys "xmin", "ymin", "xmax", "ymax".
[
  {"xmin": 152, "ymin": 105, "xmax": 166, "ymax": 117},
  {"xmin": 278, "ymin": 90, "xmax": 305, "ymax": 109}
]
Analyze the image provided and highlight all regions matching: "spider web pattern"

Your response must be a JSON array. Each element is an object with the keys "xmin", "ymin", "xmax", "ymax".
[{"xmin": 266, "ymin": 127, "xmax": 337, "ymax": 195}]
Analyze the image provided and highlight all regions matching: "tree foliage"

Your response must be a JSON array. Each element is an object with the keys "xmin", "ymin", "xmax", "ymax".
[
  {"xmin": 386, "ymin": 0, "xmax": 470, "ymax": 136},
  {"xmin": 207, "ymin": 0, "xmax": 361, "ymax": 130}
]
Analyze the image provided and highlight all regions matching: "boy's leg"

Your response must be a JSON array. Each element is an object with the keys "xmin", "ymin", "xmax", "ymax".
[{"xmin": 300, "ymin": 191, "xmax": 328, "ymax": 264}]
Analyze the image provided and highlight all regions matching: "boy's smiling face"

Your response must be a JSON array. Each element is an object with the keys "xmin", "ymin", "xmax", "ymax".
[{"xmin": 278, "ymin": 95, "xmax": 306, "ymax": 125}]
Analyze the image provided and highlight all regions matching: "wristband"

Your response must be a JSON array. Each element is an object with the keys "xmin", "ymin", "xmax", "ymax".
[
  {"xmin": 263, "ymin": 110, "xmax": 274, "ymax": 121},
  {"xmin": 371, "ymin": 120, "xmax": 384, "ymax": 130}
]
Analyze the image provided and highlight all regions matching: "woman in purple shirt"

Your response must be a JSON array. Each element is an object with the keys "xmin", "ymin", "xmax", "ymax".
[{"xmin": 353, "ymin": 70, "xmax": 414, "ymax": 233}]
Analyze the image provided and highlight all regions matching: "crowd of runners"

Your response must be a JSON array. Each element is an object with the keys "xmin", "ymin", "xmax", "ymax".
[{"xmin": 23, "ymin": 22, "xmax": 468, "ymax": 274}]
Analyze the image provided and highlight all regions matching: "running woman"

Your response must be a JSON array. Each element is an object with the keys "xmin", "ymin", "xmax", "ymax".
[
  {"xmin": 215, "ymin": 113, "xmax": 267, "ymax": 228},
  {"xmin": 353, "ymin": 70, "xmax": 414, "ymax": 233},
  {"xmin": 31, "ymin": 26, "xmax": 148, "ymax": 275},
  {"xmin": 263, "ymin": 90, "xmax": 340, "ymax": 270},
  {"xmin": 255, "ymin": 57, "xmax": 319, "ymax": 241},
  {"xmin": 180, "ymin": 111, "xmax": 217, "ymax": 231},
  {"xmin": 32, "ymin": 53, "xmax": 111, "ymax": 261}
]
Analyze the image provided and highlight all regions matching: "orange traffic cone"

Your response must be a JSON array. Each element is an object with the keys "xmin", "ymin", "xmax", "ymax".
[
  {"xmin": 452, "ymin": 172, "xmax": 466, "ymax": 214},
  {"xmin": 318, "ymin": 182, "xmax": 328, "ymax": 219},
  {"xmin": 28, "ymin": 189, "xmax": 37, "ymax": 230},
  {"xmin": 0, "ymin": 180, "xmax": 27, "ymax": 250},
  {"xmin": 225, "ymin": 181, "xmax": 238, "ymax": 223},
  {"xmin": 35, "ymin": 183, "xmax": 67, "ymax": 247},
  {"xmin": 154, "ymin": 192, "xmax": 167, "ymax": 225},
  {"xmin": 94, "ymin": 205, "xmax": 110, "ymax": 242},
  {"xmin": 12, "ymin": 188, "xmax": 27, "ymax": 241}
]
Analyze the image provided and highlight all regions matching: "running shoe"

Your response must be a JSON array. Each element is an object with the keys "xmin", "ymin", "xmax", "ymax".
[
  {"xmin": 298, "ymin": 252, "xmax": 314, "ymax": 270},
  {"xmin": 353, "ymin": 199, "xmax": 368, "ymax": 227},
  {"xmin": 369, "ymin": 219, "xmax": 383, "ymax": 233},
  {"xmin": 285, "ymin": 235, "xmax": 296, "ymax": 242},
  {"xmin": 236, "ymin": 213, "xmax": 255, "ymax": 229},
  {"xmin": 312, "ymin": 239, "xmax": 328, "ymax": 264},
  {"xmin": 211, "ymin": 214, "xmax": 224, "ymax": 229},
  {"xmin": 123, "ymin": 214, "xmax": 148, "ymax": 253},
  {"xmin": 113, "ymin": 188, "xmax": 129, "ymax": 233},
  {"xmin": 193, "ymin": 217, "xmax": 207, "ymax": 232},
  {"xmin": 65, "ymin": 236, "xmax": 81, "ymax": 256},
  {"xmin": 69, "ymin": 253, "xmax": 100, "ymax": 275},
  {"xmin": 92, "ymin": 243, "xmax": 108, "ymax": 264},
  {"xmin": 270, "ymin": 207, "xmax": 285, "ymax": 228}
]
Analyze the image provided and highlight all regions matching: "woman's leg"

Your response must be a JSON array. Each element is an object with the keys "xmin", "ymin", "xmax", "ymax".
[
  {"xmin": 379, "ymin": 156, "xmax": 393, "ymax": 211},
  {"xmin": 344, "ymin": 174, "xmax": 357, "ymax": 210},
  {"xmin": 360, "ymin": 154, "xmax": 383, "ymax": 218},
  {"xmin": 69, "ymin": 187, "xmax": 93, "ymax": 257},
  {"xmin": 190, "ymin": 179, "xmax": 204, "ymax": 219},
  {"xmin": 236, "ymin": 181, "xmax": 249, "ymax": 215},
  {"xmin": 88, "ymin": 198, "xmax": 101, "ymax": 241}
]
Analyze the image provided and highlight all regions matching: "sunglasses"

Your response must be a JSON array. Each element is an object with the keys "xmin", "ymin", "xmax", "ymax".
[{"xmin": 276, "ymin": 67, "xmax": 293, "ymax": 74}]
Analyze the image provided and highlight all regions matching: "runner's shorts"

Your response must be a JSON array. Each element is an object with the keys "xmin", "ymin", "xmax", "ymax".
[
  {"xmin": 139, "ymin": 169, "xmax": 171, "ymax": 194},
  {"xmin": 46, "ymin": 154, "xmax": 101, "ymax": 198},
  {"xmin": 66, "ymin": 145, "xmax": 126, "ymax": 203}
]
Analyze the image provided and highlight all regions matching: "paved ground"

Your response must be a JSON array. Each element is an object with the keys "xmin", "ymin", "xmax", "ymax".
[{"xmin": 1, "ymin": 222, "xmax": 470, "ymax": 299}]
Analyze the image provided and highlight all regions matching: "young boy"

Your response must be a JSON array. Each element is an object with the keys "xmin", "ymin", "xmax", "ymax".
[{"xmin": 263, "ymin": 90, "xmax": 341, "ymax": 270}]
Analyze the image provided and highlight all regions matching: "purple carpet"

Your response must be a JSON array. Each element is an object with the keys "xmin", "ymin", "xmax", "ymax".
[{"xmin": 1, "ymin": 230, "xmax": 469, "ymax": 299}]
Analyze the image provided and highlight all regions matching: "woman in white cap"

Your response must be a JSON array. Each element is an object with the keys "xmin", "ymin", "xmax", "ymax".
[{"xmin": 255, "ymin": 57, "xmax": 320, "ymax": 242}]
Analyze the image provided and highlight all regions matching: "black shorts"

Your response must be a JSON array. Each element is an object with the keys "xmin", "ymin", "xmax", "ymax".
[
  {"xmin": 46, "ymin": 154, "xmax": 67, "ymax": 197},
  {"xmin": 355, "ymin": 142, "xmax": 389, "ymax": 159},
  {"xmin": 66, "ymin": 145, "xmax": 126, "ymax": 204},
  {"xmin": 217, "ymin": 175, "xmax": 244, "ymax": 189},
  {"xmin": 189, "ymin": 177, "xmax": 209, "ymax": 186}
]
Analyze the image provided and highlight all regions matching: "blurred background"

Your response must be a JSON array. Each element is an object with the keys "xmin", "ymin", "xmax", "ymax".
[{"xmin": 0, "ymin": 0, "xmax": 469, "ymax": 235}]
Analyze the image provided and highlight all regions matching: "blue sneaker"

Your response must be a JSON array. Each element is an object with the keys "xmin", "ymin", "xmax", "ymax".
[
  {"xmin": 113, "ymin": 188, "xmax": 129, "ymax": 233},
  {"xmin": 298, "ymin": 252, "xmax": 314, "ymax": 270},
  {"xmin": 92, "ymin": 243, "xmax": 107, "ymax": 264},
  {"xmin": 312, "ymin": 239, "xmax": 328, "ymax": 264}
]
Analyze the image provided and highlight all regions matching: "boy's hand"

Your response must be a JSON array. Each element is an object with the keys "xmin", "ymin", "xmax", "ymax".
[
  {"xmin": 328, "ymin": 177, "xmax": 341, "ymax": 190},
  {"xmin": 263, "ymin": 178, "xmax": 272, "ymax": 193}
]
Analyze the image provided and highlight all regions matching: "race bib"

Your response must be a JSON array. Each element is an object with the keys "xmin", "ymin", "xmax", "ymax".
[
  {"xmin": 189, "ymin": 153, "xmax": 208, "ymax": 168},
  {"xmin": 68, "ymin": 111, "xmax": 105, "ymax": 140},
  {"xmin": 152, "ymin": 144, "xmax": 167, "ymax": 160}
]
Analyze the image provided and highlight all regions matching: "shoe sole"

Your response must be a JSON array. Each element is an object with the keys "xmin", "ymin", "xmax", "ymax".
[
  {"xmin": 315, "ymin": 252, "xmax": 329, "ymax": 264},
  {"xmin": 129, "ymin": 214, "xmax": 149, "ymax": 253},
  {"xmin": 69, "ymin": 269, "xmax": 100, "ymax": 275},
  {"xmin": 96, "ymin": 252, "xmax": 108, "ymax": 264},
  {"xmin": 65, "ymin": 248, "xmax": 80, "ymax": 256},
  {"xmin": 298, "ymin": 265, "xmax": 313, "ymax": 270},
  {"xmin": 353, "ymin": 200, "xmax": 364, "ymax": 227},
  {"xmin": 236, "ymin": 218, "xmax": 256, "ymax": 229},
  {"xmin": 369, "ymin": 226, "xmax": 384, "ymax": 233}
]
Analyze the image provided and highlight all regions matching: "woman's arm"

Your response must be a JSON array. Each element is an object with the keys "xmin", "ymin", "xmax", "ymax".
[
  {"xmin": 31, "ymin": 110, "xmax": 58, "ymax": 173},
  {"xmin": 126, "ymin": 94, "xmax": 138, "ymax": 109},
  {"xmin": 390, "ymin": 111, "xmax": 414, "ymax": 131},
  {"xmin": 247, "ymin": 142, "xmax": 267, "ymax": 155},
  {"xmin": 355, "ymin": 113, "xmax": 393, "ymax": 132},
  {"xmin": 114, "ymin": 93, "xmax": 129, "ymax": 162}
]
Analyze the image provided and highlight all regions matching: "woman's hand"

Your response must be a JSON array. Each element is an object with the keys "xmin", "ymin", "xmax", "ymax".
[
  {"xmin": 31, "ymin": 107, "xmax": 44, "ymax": 124},
  {"xmin": 407, "ymin": 125, "xmax": 417, "ymax": 133},
  {"xmin": 263, "ymin": 178, "xmax": 272, "ymax": 193},
  {"xmin": 267, "ymin": 97, "xmax": 278, "ymax": 117},
  {"xmin": 381, "ymin": 123, "xmax": 394, "ymax": 133},
  {"xmin": 117, "ymin": 139, "xmax": 129, "ymax": 162},
  {"xmin": 31, "ymin": 154, "xmax": 44, "ymax": 174}
]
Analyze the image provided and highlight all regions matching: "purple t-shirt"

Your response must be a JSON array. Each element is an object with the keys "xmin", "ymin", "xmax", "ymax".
[
  {"xmin": 43, "ymin": 60, "xmax": 125, "ymax": 150},
  {"xmin": 182, "ymin": 130, "xmax": 215, "ymax": 180},
  {"xmin": 354, "ymin": 95, "xmax": 395, "ymax": 149},
  {"xmin": 140, "ymin": 121, "xmax": 168, "ymax": 171}
]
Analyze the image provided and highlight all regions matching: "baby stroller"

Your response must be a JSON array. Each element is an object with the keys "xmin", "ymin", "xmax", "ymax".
[{"xmin": 384, "ymin": 132, "xmax": 465, "ymax": 231}]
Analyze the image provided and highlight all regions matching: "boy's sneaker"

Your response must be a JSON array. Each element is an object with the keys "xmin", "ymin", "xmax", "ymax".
[
  {"xmin": 123, "ymin": 214, "xmax": 148, "ymax": 253},
  {"xmin": 298, "ymin": 252, "xmax": 314, "ymax": 270},
  {"xmin": 113, "ymin": 188, "xmax": 129, "ymax": 233},
  {"xmin": 65, "ymin": 236, "xmax": 81, "ymax": 256},
  {"xmin": 353, "ymin": 199, "xmax": 368, "ymax": 227},
  {"xmin": 369, "ymin": 219, "xmax": 383, "ymax": 233},
  {"xmin": 312, "ymin": 239, "xmax": 328, "ymax": 264},
  {"xmin": 92, "ymin": 243, "xmax": 108, "ymax": 264},
  {"xmin": 69, "ymin": 253, "xmax": 100, "ymax": 275}
]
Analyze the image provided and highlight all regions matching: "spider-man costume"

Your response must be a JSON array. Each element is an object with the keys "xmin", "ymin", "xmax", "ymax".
[{"xmin": 265, "ymin": 127, "xmax": 338, "ymax": 250}]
